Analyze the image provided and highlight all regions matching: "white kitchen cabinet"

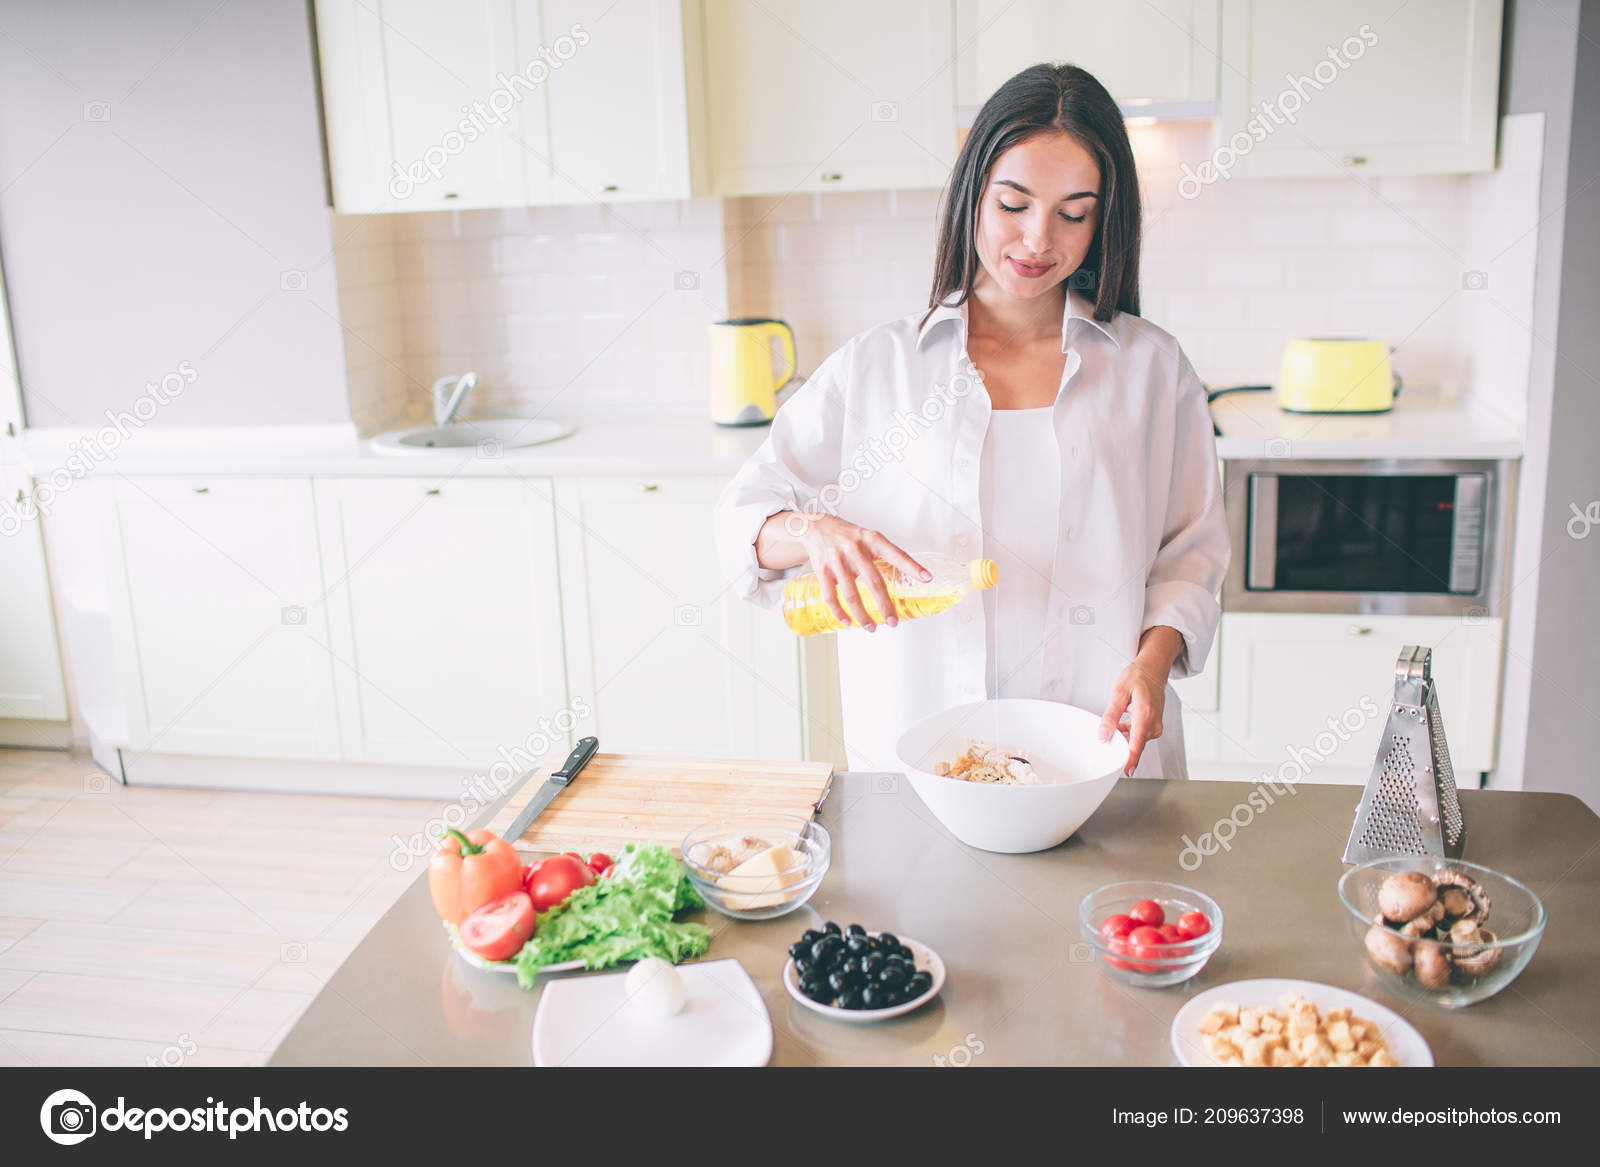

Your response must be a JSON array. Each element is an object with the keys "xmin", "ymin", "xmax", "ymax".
[
  {"xmin": 698, "ymin": 0, "xmax": 955, "ymax": 195},
  {"xmin": 316, "ymin": 0, "xmax": 537, "ymax": 212},
  {"xmin": 315, "ymin": 0, "xmax": 695, "ymax": 212},
  {"xmin": 954, "ymin": 1, "xmax": 1220, "ymax": 114},
  {"xmin": 0, "ymin": 464, "xmax": 69, "ymax": 726},
  {"xmin": 1217, "ymin": 612, "xmax": 1501, "ymax": 781},
  {"xmin": 554, "ymin": 476, "xmax": 802, "ymax": 758},
  {"xmin": 1217, "ymin": 0, "xmax": 1503, "ymax": 178},
  {"xmin": 314, "ymin": 477, "xmax": 570, "ymax": 767},
  {"xmin": 105, "ymin": 478, "xmax": 342, "ymax": 759}
]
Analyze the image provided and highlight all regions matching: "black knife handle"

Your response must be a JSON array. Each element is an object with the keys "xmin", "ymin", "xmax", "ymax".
[{"xmin": 552, "ymin": 736, "xmax": 598, "ymax": 786}]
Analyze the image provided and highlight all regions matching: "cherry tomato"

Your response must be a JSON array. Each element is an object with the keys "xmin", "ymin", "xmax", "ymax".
[
  {"xmin": 1176, "ymin": 910, "xmax": 1211, "ymax": 940},
  {"xmin": 1104, "ymin": 936, "xmax": 1135, "ymax": 972},
  {"xmin": 562, "ymin": 851, "xmax": 585, "ymax": 864},
  {"xmin": 458, "ymin": 891, "xmax": 535, "ymax": 961},
  {"xmin": 586, "ymin": 852, "xmax": 613, "ymax": 874},
  {"xmin": 600, "ymin": 865, "xmax": 616, "ymax": 879},
  {"xmin": 1158, "ymin": 924, "xmax": 1185, "ymax": 946},
  {"xmin": 524, "ymin": 854, "xmax": 596, "ymax": 913},
  {"xmin": 1129, "ymin": 899, "xmax": 1165, "ymax": 928},
  {"xmin": 1126, "ymin": 925, "xmax": 1168, "ymax": 973},
  {"xmin": 1099, "ymin": 914, "xmax": 1137, "ymax": 942}
]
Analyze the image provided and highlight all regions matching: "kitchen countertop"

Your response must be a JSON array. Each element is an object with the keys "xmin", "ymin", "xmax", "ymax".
[
  {"xmin": 269, "ymin": 772, "xmax": 1600, "ymax": 1067},
  {"xmin": 19, "ymin": 415, "xmax": 773, "ymax": 478},
  {"xmin": 1210, "ymin": 391, "xmax": 1523, "ymax": 460}
]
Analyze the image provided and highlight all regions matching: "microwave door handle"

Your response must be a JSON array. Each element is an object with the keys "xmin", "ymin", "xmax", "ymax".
[{"xmin": 1247, "ymin": 474, "xmax": 1278, "ymax": 590}]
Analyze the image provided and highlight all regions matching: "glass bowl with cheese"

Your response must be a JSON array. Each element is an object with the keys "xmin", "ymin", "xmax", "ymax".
[{"xmin": 681, "ymin": 816, "xmax": 831, "ymax": 920}]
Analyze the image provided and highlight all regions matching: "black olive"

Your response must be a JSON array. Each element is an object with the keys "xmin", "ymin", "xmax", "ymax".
[
  {"xmin": 864, "ymin": 953, "xmax": 886, "ymax": 976},
  {"xmin": 845, "ymin": 923, "xmax": 867, "ymax": 940},
  {"xmin": 895, "ymin": 944, "xmax": 914, "ymax": 961},
  {"xmin": 811, "ymin": 936, "xmax": 841, "ymax": 963},
  {"xmin": 907, "ymin": 971, "xmax": 932, "ymax": 996},
  {"xmin": 843, "ymin": 937, "xmax": 868, "ymax": 956},
  {"xmin": 861, "ymin": 985, "xmax": 884, "ymax": 1009},
  {"xmin": 799, "ymin": 930, "xmax": 820, "ymax": 947},
  {"xmin": 799, "ymin": 973, "xmax": 826, "ymax": 998},
  {"xmin": 788, "ymin": 941, "xmax": 809, "ymax": 961},
  {"xmin": 885, "ymin": 951, "xmax": 910, "ymax": 966},
  {"xmin": 876, "ymin": 931, "xmax": 898, "ymax": 949},
  {"xmin": 837, "ymin": 988, "xmax": 863, "ymax": 1010},
  {"xmin": 826, "ymin": 969, "xmax": 851, "ymax": 993},
  {"xmin": 821, "ymin": 921, "xmax": 841, "ymax": 937},
  {"xmin": 879, "ymin": 964, "xmax": 908, "ymax": 988}
]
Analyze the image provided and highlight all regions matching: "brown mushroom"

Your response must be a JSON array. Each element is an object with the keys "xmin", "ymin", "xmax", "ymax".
[
  {"xmin": 1378, "ymin": 870, "xmax": 1438, "ymax": 924},
  {"xmin": 1413, "ymin": 940, "xmax": 1452, "ymax": 991},
  {"xmin": 1435, "ymin": 870, "xmax": 1491, "ymax": 922},
  {"xmin": 1365, "ymin": 923, "xmax": 1414, "ymax": 975},
  {"xmin": 1449, "ymin": 922, "xmax": 1504, "ymax": 979}
]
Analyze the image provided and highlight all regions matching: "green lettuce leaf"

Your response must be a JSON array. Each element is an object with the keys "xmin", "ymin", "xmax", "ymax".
[{"xmin": 513, "ymin": 844, "xmax": 710, "ymax": 987}]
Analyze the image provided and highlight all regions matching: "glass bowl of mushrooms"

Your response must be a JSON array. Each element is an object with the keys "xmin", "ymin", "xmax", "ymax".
[{"xmin": 1338, "ymin": 857, "xmax": 1546, "ymax": 1008}]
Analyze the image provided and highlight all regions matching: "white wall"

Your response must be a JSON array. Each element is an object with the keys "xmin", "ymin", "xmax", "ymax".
[{"xmin": 0, "ymin": 1, "xmax": 350, "ymax": 429}]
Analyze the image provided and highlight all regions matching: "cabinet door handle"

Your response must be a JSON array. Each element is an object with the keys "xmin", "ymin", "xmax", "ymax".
[
  {"xmin": 1342, "ymin": 155, "xmax": 1368, "ymax": 167},
  {"xmin": 14, "ymin": 488, "xmax": 23, "ymax": 503},
  {"xmin": 601, "ymin": 184, "xmax": 618, "ymax": 193},
  {"xmin": 426, "ymin": 488, "xmax": 441, "ymax": 496},
  {"xmin": 1348, "ymin": 624, "xmax": 1373, "ymax": 636},
  {"xmin": 638, "ymin": 482, "xmax": 659, "ymax": 492},
  {"xmin": 193, "ymin": 487, "xmax": 209, "ymax": 494},
  {"xmin": 820, "ymin": 172, "xmax": 842, "ymax": 182}
]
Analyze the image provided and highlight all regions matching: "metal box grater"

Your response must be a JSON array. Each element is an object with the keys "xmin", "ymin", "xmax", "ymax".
[{"xmin": 1343, "ymin": 645, "xmax": 1466, "ymax": 864}]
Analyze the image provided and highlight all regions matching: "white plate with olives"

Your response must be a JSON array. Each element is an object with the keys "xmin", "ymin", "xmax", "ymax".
[{"xmin": 783, "ymin": 924, "xmax": 945, "ymax": 1023}]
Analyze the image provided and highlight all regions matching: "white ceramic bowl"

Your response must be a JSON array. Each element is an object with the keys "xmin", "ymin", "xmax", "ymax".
[{"xmin": 894, "ymin": 698, "xmax": 1129, "ymax": 854}]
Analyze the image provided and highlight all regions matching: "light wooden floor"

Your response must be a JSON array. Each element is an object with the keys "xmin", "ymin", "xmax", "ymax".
[{"xmin": 0, "ymin": 747, "xmax": 443, "ymax": 1066}]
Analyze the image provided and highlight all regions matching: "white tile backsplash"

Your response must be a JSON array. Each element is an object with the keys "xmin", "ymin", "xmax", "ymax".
[{"xmin": 330, "ymin": 117, "xmax": 1540, "ymax": 431}]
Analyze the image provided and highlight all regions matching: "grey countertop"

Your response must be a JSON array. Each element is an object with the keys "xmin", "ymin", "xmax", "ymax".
[{"xmin": 269, "ymin": 773, "xmax": 1600, "ymax": 1066}]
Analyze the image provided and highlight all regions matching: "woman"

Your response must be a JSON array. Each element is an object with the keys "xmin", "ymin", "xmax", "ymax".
[{"xmin": 714, "ymin": 64, "xmax": 1229, "ymax": 780}]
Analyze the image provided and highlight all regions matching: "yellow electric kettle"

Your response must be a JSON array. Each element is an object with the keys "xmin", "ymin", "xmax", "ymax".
[
  {"xmin": 709, "ymin": 317, "xmax": 797, "ymax": 426},
  {"xmin": 1277, "ymin": 337, "xmax": 1402, "ymax": 413}
]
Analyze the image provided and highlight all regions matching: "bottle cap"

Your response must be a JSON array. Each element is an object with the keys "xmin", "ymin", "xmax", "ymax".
[{"xmin": 970, "ymin": 558, "xmax": 998, "ymax": 589}]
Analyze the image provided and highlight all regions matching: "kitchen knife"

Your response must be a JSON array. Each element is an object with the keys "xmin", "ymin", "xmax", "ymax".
[{"xmin": 503, "ymin": 736, "xmax": 598, "ymax": 846}]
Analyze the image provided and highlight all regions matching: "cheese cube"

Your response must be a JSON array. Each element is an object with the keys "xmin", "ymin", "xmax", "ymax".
[{"xmin": 716, "ymin": 844, "xmax": 806, "ymax": 910}]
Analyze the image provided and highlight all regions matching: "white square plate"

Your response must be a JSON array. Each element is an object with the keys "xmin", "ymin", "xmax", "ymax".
[{"xmin": 531, "ymin": 958, "xmax": 772, "ymax": 1067}]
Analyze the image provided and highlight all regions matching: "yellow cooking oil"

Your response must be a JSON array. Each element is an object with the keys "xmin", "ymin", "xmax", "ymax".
[{"xmin": 781, "ymin": 554, "xmax": 998, "ymax": 636}]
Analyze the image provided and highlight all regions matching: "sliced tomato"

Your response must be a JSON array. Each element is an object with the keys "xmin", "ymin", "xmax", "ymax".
[{"xmin": 458, "ymin": 891, "xmax": 535, "ymax": 961}]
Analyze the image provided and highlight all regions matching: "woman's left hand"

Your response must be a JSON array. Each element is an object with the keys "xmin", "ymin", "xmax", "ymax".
[{"xmin": 1098, "ymin": 662, "xmax": 1167, "ymax": 777}]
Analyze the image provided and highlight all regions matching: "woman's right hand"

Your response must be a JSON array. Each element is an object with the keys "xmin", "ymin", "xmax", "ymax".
[{"xmin": 795, "ymin": 514, "xmax": 930, "ymax": 631}]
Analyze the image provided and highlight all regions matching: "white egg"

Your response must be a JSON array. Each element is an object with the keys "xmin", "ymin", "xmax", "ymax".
[{"xmin": 624, "ymin": 957, "xmax": 686, "ymax": 1018}]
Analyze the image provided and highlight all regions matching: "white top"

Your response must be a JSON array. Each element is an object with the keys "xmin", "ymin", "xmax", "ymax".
[
  {"xmin": 980, "ymin": 407, "xmax": 1058, "ymax": 701},
  {"xmin": 713, "ymin": 289, "xmax": 1231, "ymax": 778}
]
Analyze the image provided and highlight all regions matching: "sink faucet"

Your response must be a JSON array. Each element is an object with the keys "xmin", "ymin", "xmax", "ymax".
[{"xmin": 431, "ymin": 371, "xmax": 478, "ymax": 426}]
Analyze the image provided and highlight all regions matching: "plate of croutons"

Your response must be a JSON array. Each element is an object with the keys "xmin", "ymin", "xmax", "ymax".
[{"xmin": 1171, "ymin": 979, "xmax": 1432, "ymax": 1067}]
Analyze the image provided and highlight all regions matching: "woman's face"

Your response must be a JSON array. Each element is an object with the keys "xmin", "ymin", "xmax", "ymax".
[{"xmin": 973, "ymin": 131, "xmax": 1102, "ymax": 301}]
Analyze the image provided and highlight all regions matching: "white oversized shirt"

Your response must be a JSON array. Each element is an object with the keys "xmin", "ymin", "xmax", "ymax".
[{"xmin": 713, "ymin": 289, "xmax": 1229, "ymax": 778}]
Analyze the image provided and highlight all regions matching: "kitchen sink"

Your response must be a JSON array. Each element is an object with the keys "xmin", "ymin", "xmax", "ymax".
[{"xmin": 369, "ymin": 418, "xmax": 575, "ymax": 455}]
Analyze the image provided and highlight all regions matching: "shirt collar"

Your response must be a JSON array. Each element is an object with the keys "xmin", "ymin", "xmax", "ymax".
[{"xmin": 915, "ymin": 287, "xmax": 1122, "ymax": 352}]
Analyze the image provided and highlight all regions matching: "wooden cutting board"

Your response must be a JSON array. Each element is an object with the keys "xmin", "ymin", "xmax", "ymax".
[{"xmin": 486, "ymin": 753, "xmax": 834, "ymax": 855}]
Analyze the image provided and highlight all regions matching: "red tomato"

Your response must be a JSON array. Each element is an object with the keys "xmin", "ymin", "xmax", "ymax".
[
  {"xmin": 1103, "ymin": 936, "xmax": 1135, "ymax": 972},
  {"xmin": 562, "ymin": 851, "xmax": 585, "ymax": 864},
  {"xmin": 1099, "ymin": 913, "xmax": 1137, "ymax": 942},
  {"xmin": 586, "ymin": 852, "xmax": 613, "ymax": 874},
  {"xmin": 1176, "ymin": 911, "xmax": 1211, "ymax": 940},
  {"xmin": 458, "ymin": 891, "xmax": 535, "ymax": 961},
  {"xmin": 525, "ymin": 854, "xmax": 597, "ymax": 912},
  {"xmin": 1126, "ymin": 925, "xmax": 1168, "ymax": 973},
  {"xmin": 600, "ymin": 865, "xmax": 616, "ymax": 879},
  {"xmin": 1129, "ymin": 899, "xmax": 1165, "ymax": 928},
  {"xmin": 1158, "ymin": 924, "xmax": 1185, "ymax": 946}
]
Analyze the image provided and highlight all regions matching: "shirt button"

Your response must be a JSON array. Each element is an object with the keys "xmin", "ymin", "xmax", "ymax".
[
  {"xmin": 1070, "ymin": 445, "xmax": 1079, "ymax": 458},
  {"xmin": 959, "ymin": 613, "xmax": 972, "ymax": 625}
]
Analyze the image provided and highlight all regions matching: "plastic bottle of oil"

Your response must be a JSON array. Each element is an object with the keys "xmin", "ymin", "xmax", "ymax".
[{"xmin": 781, "ymin": 554, "xmax": 998, "ymax": 636}]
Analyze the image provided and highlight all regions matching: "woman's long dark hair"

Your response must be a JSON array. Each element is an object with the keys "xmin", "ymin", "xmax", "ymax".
[{"xmin": 924, "ymin": 63, "xmax": 1141, "ymax": 327}]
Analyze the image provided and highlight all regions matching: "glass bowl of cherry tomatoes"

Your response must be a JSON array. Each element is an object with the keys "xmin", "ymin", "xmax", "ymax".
[{"xmin": 1077, "ymin": 881, "xmax": 1223, "ymax": 988}]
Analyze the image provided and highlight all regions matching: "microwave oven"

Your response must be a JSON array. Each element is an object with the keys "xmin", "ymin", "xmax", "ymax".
[{"xmin": 1222, "ymin": 458, "xmax": 1515, "ymax": 617}]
